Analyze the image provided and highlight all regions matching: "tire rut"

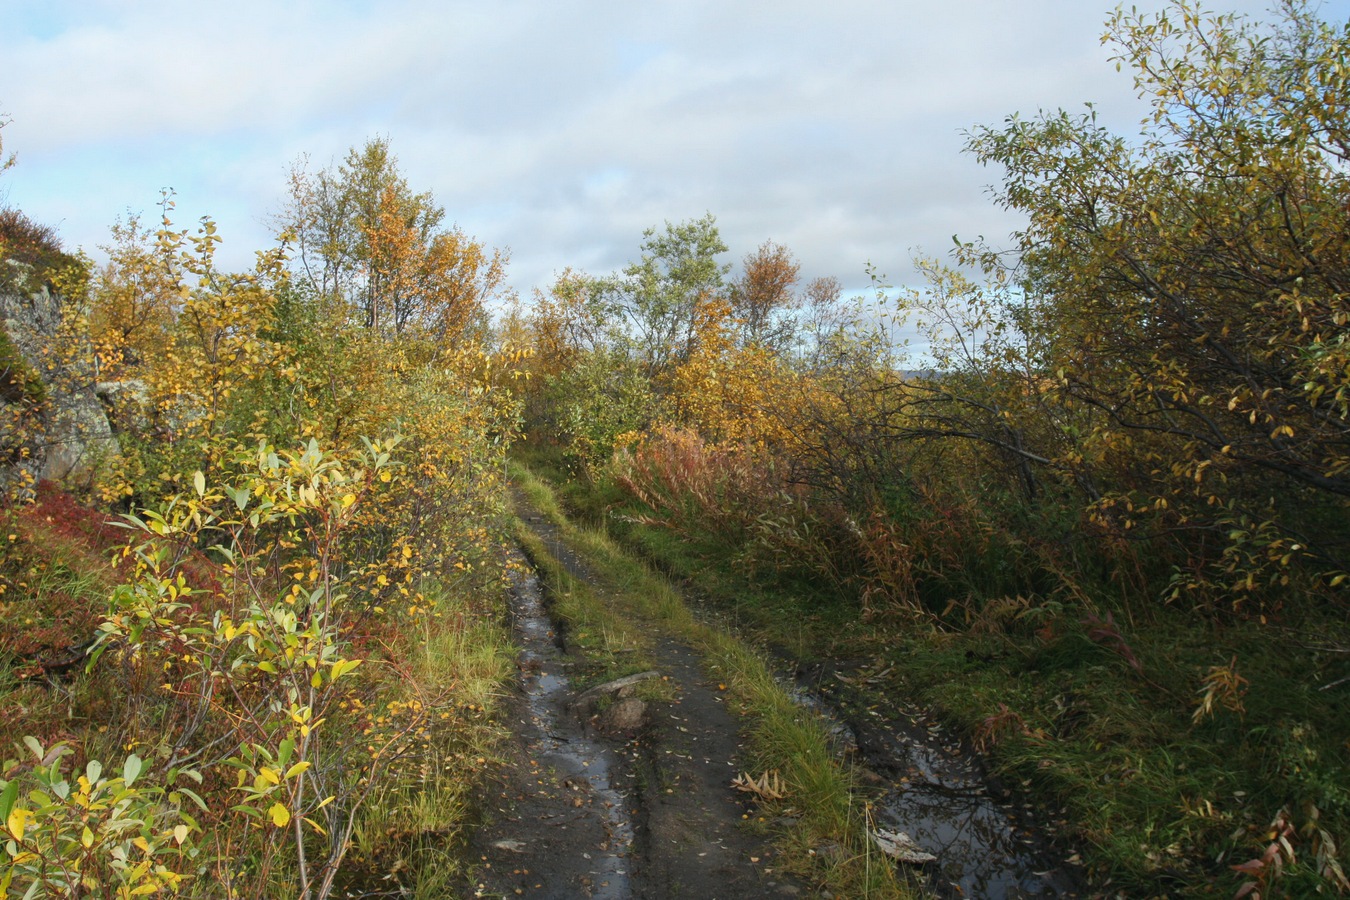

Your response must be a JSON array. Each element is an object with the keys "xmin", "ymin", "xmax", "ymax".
[
  {"xmin": 465, "ymin": 544, "xmax": 634, "ymax": 899},
  {"xmin": 465, "ymin": 497, "xmax": 802, "ymax": 899}
]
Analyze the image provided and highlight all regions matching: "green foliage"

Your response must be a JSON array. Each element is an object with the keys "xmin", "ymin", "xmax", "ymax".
[
  {"xmin": 963, "ymin": 0, "xmax": 1350, "ymax": 603},
  {"xmin": 0, "ymin": 150, "xmax": 518, "ymax": 898},
  {"xmin": 591, "ymin": 213, "xmax": 730, "ymax": 377},
  {"xmin": 1, "ymin": 739, "xmax": 199, "ymax": 897},
  {"xmin": 71, "ymin": 428, "xmax": 511, "ymax": 897},
  {"xmin": 506, "ymin": 6, "xmax": 1350, "ymax": 896},
  {"xmin": 0, "ymin": 432, "xmax": 515, "ymax": 897},
  {"xmin": 543, "ymin": 348, "xmax": 656, "ymax": 475},
  {"xmin": 88, "ymin": 440, "xmax": 396, "ymax": 894}
]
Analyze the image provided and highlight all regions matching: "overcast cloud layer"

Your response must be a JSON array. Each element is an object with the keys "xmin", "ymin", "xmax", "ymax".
[{"xmin": 1, "ymin": 0, "xmax": 1336, "ymax": 297}]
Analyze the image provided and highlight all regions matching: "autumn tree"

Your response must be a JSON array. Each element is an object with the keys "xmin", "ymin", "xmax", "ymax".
[
  {"xmin": 284, "ymin": 138, "xmax": 436, "ymax": 307},
  {"xmin": 963, "ymin": 0, "xmax": 1350, "ymax": 594},
  {"xmin": 728, "ymin": 240, "xmax": 800, "ymax": 350},
  {"xmin": 533, "ymin": 270, "xmax": 612, "ymax": 368},
  {"xmin": 282, "ymin": 138, "xmax": 505, "ymax": 347},
  {"xmin": 81, "ymin": 198, "xmax": 290, "ymax": 501},
  {"xmin": 669, "ymin": 294, "xmax": 804, "ymax": 449},
  {"xmin": 87, "ymin": 204, "xmax": 181, "ymax": 381}
]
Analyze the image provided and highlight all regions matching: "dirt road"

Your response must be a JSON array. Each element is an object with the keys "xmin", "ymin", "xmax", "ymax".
[
  {"xmin": 463, "ymin": 500, "xmax": 803, "ymax": 899},
  {"xmin": 463, "ymin": 488, "xmax": 1087, "ymax": 899}
]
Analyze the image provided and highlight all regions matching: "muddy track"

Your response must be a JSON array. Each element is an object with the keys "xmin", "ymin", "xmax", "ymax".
[
  {"xmin": 466, "ymin": 492, "xmax": 1089, "ymax": 899},
  {"xmin": 464, "ymin": 499, "xmax": 802, "ymax": 899}
]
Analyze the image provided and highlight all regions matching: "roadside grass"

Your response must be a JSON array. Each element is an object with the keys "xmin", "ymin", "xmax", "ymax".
[
  {"xmin": 531, "ymin": 457, "xmax": 1350, "ymax": 897},
  {"xmin": 0, "ymin": 485, "xmax": 521, "ymax": 897},
  {"xmin": 341, "ymin": 578, "xmax": 517, "ymax": 894},
  {"xmin": 512, "ymin": 462, "xmax": 915, "ymax": 897},
  {"xmin": 513, "ymin": 520, "xmax": 656, "ymax": 689},
  {"xmin": 510, "ymin": 445, "xmax": 864, "ymax": 659}
]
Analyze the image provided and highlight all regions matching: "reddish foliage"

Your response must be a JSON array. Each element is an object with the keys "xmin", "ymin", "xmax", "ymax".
[
  {"xmin": 0, "ymin": 483, "xmax": 225, "ymax": 676},
  {"xmin": 1081, "ymin": 611, "xmax": 1143, "ymax": 673},
  {"xmin": 28, "ymin": 480, "xmax": 125, "ymax": 552},
  {"xmin": 1, "ymin": 489, "xmax": 117, "ymax": 672},
  {"xmin": 614, "ymin": 426, "xmax": 781, "ymax": 541}
]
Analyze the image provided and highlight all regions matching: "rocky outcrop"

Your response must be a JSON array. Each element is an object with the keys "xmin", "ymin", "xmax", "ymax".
[{"xmin": 0, "ymin": 284, "xmax": 118, "ymax": 493}]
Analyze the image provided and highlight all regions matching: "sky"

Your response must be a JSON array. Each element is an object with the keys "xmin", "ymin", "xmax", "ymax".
[{"xmin": 2, "ymin": 0, "xmax": 1343, "ymax": 301}]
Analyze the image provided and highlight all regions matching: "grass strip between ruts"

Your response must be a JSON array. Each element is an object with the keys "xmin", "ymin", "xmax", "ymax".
[{"xmin": 511, "ymin": 461, "xmax": 917, "ymax": 898}]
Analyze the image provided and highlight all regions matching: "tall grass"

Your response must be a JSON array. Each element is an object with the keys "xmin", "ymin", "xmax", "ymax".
[{"xmin": 328, "ymin": 578, "xmax": 516, "ymax": 894}]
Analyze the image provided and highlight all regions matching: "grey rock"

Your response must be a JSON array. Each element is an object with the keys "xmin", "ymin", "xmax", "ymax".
[
  {"xmin": 572, "ymin": 670, "xmax": 660, "ymax": 713},
  {"xmin": 870, "ymin": 828, "xmax": 937, "ymax": 864},
  {"xmin": 0, "ymin": 285, "xmax": 118, "ymax": 491},
  {"xmin": 596, "ymin": 697, "xmax": 647, "ymax": 734}
]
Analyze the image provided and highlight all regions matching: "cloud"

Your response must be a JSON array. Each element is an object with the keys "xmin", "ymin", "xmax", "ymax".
[{"xmin": 0, "ymin": 0, "xmax": 1305, "ymax": 296}]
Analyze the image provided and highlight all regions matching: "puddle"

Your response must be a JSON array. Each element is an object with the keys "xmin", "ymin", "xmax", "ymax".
[
  {"xmin": 867, "ymin": 716, "xmax": 1080, "ymax": 898},
  {"xmin": 790, "ymin": 673, "xmax": 1084, "ymax": 898},
  {"xmin": 507, "ymin": 552, "xmax": 634, "ymax": 898}
]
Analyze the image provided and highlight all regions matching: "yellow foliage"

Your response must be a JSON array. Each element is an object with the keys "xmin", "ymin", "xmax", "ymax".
[{"xmin": 669, "ymin": 297, "xmax": 798, "ymax": 449}]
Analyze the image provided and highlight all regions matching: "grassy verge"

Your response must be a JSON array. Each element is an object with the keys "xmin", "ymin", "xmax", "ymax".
[
  {"xmin": 890, "ymin": 609, "xmax": 1350, "ymax": 896},
  {"xmin": 513, "ymin": 520, "xmax": 657, "ymax": 691},
  {"xmin": 340, "ymin": 578, "xmax": 517, "ymax": 897},
  {"xmin": 512, "ymin": 462, "xmax": 915, "ymax": 897}
]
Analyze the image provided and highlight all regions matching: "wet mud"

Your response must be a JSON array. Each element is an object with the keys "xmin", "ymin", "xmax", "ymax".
[
  {"xmin": 473, "ymin": 487, "xmax": 1089, "ymax": 898},
  {"xmin": 465, "ymin": 550, "xmax": 634, "ymax": 898},
  {"xmin": 793, "ymin": 659, "xmax": 1089, "ymax": 898},
  {"xmin": 468, "ymin": 502, "xmax": 798, "ymax": 898}
]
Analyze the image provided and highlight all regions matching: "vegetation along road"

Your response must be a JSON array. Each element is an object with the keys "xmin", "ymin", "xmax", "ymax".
[{"xmin": 1, "ymin": 1, "xmax": 1347, "ymax": 897}]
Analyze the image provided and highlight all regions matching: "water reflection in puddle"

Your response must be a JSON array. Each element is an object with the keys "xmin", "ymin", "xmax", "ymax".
[
  {"xmin": 792, "ymin": 684, "xmax": 1082, "ymax": 898},
  {"xmin": 508, "ymin": 553, "xmax": 634, "ymax": 898}
]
